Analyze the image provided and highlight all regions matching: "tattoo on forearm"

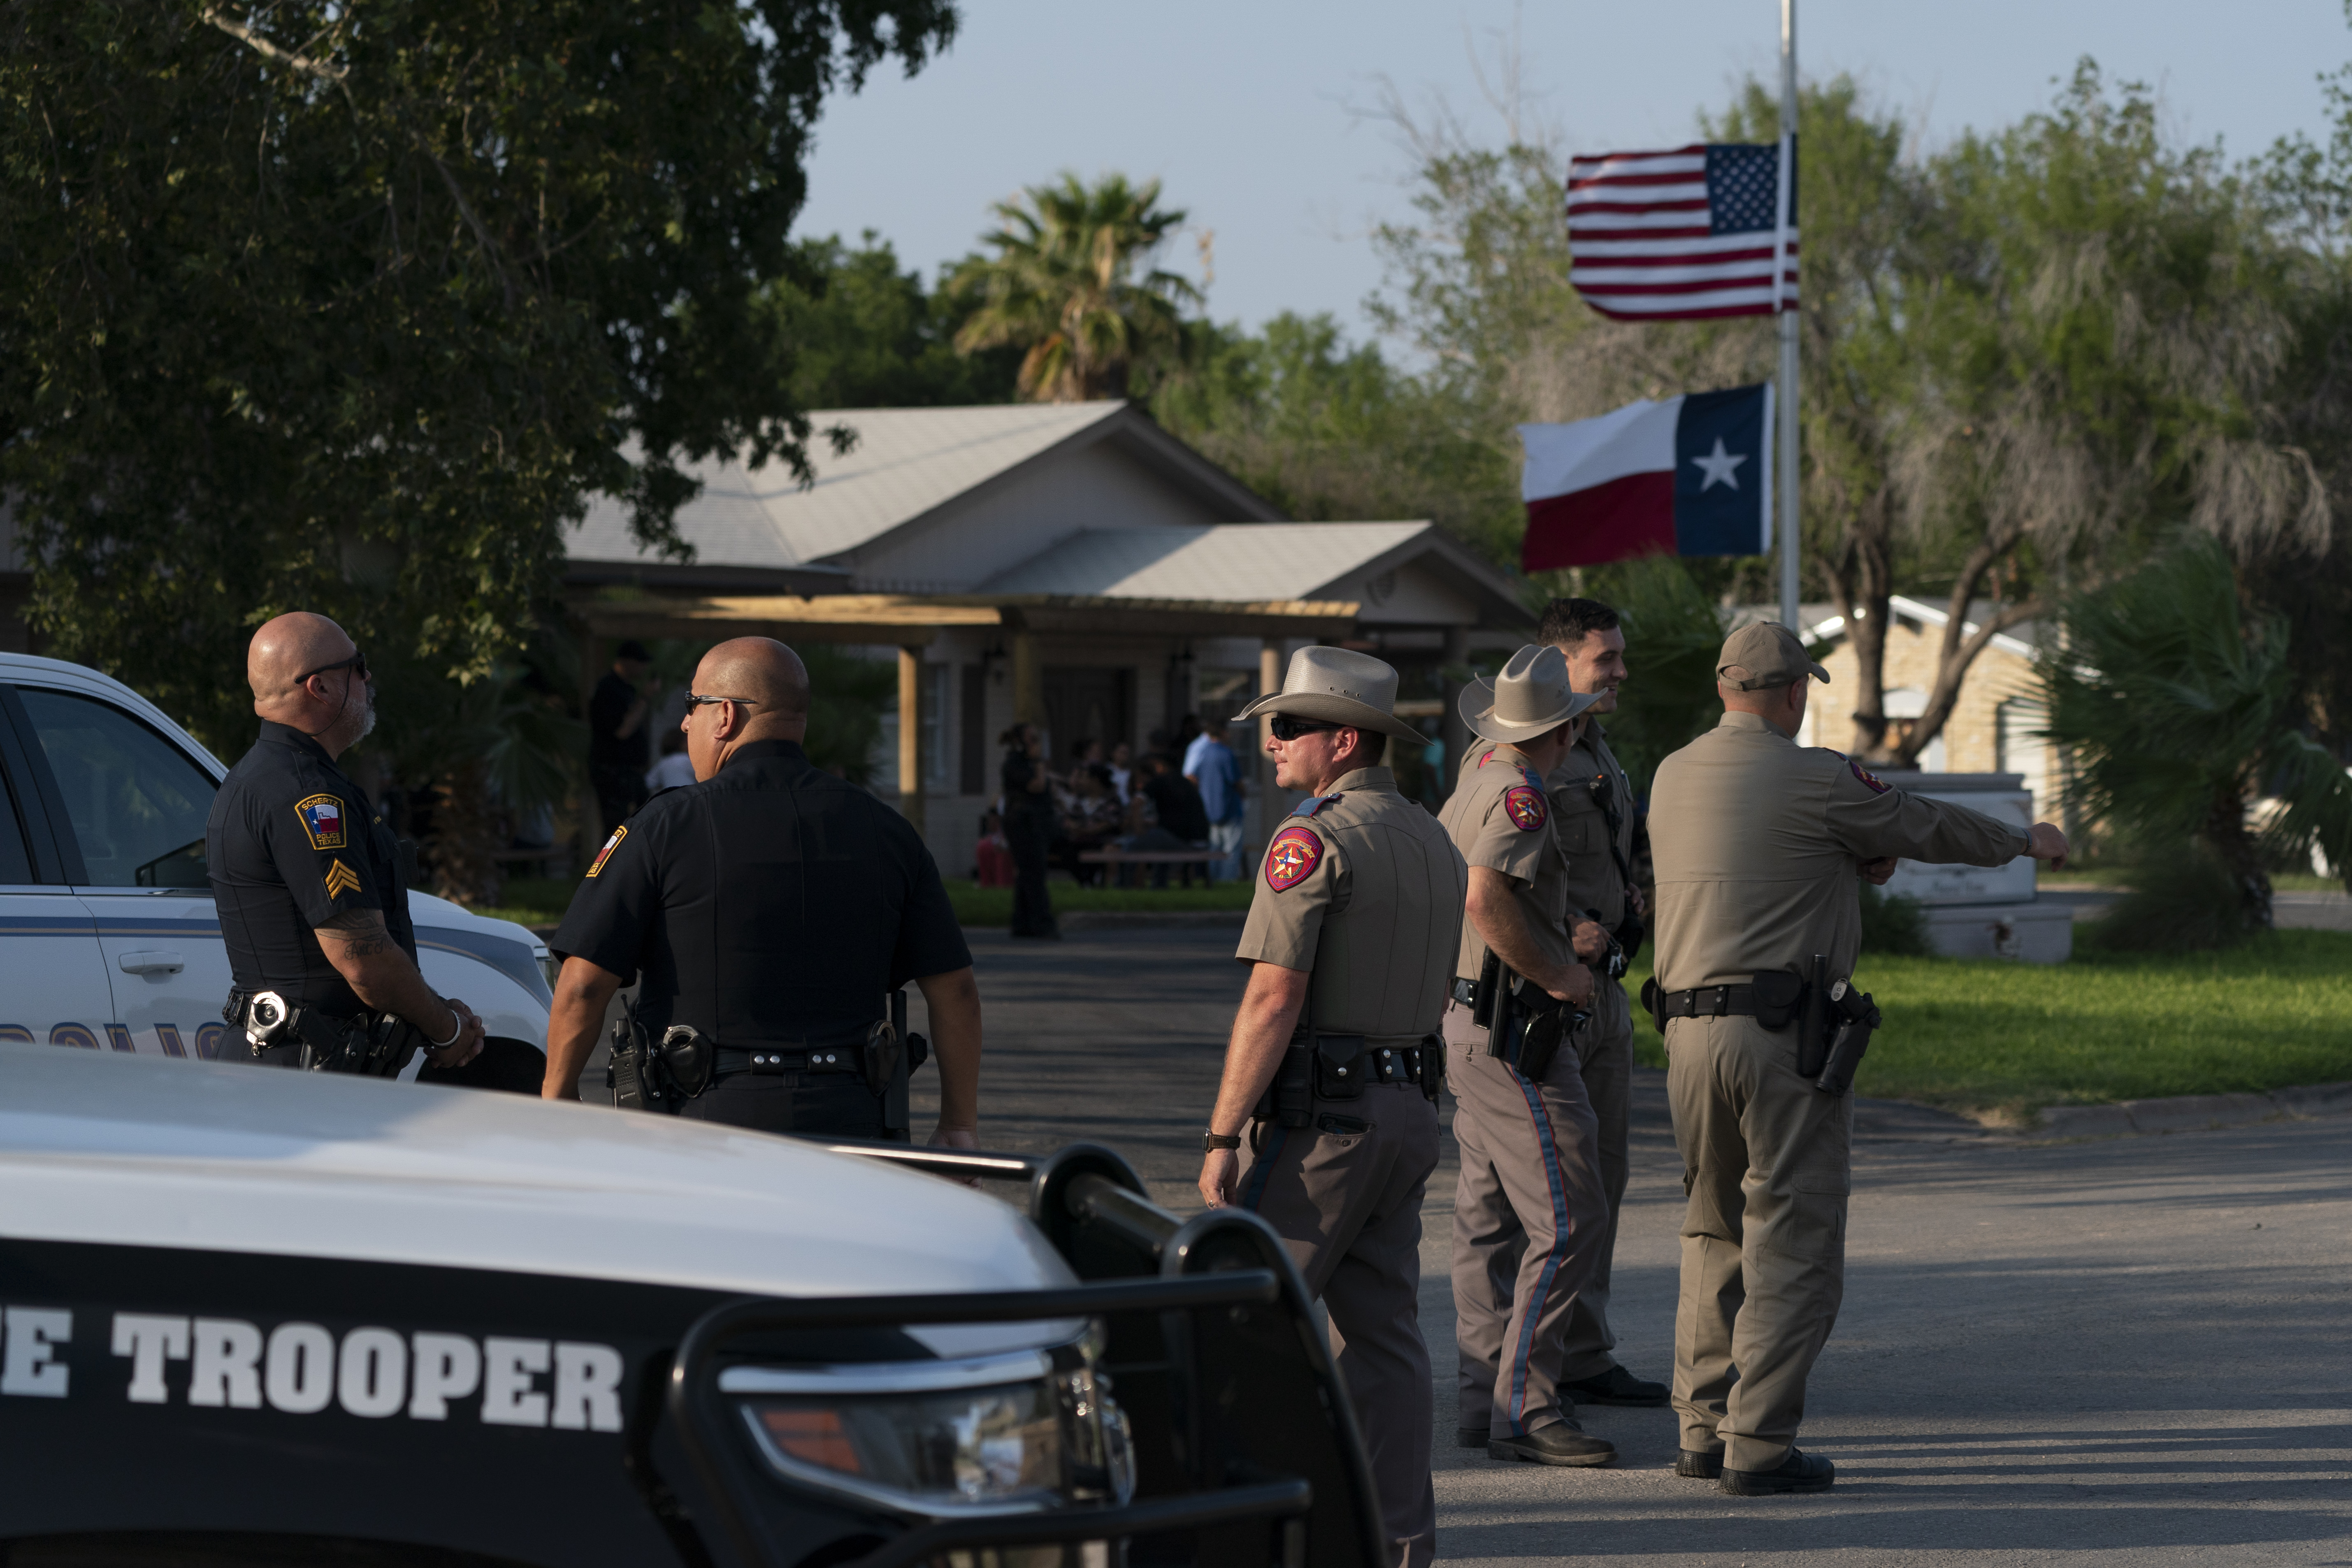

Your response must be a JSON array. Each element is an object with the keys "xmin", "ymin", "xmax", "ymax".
[{"xmin": 318, "ymin": 907, "xmax": 392, "ymax": 958}]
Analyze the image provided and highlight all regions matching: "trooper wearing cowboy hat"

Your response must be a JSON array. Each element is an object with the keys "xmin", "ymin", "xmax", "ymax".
[
  {"xmin": 1437, "ymin": 644, "xmax": 1619, "ymax": 1468},
  {"xmin": 1197, "ymin": 645, "xmax": 1467, "ymax": 1568}
]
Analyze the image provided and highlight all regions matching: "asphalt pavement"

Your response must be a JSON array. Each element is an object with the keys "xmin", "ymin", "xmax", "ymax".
[{"xmin": 911, "ymin": 924, "xmax": 2352, "ymax": 1568}]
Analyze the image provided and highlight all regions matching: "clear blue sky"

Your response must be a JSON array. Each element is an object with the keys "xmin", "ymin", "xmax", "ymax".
[{"xmin": 793, "ymin": 0, "xmax": 2352, "ymax": 344}]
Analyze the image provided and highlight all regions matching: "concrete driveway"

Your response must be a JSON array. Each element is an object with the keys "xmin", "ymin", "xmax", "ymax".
[{"xmin": 914, "ymin": 925, "xmax": 2352, "ymax": 1566}]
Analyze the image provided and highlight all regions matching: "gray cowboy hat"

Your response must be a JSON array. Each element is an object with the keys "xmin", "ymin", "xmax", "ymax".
[
  {"xmin": 1234, "ymin": 646, "xmax": 1427, "ymax": 745},
  {"xmin": 1457, "ymin": 644, "xmax": 1603, "ymax": 743}
]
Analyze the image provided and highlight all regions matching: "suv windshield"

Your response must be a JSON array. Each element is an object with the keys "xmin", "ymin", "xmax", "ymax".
[{"xmin": 18, "ymin": 689, "xmax": 216, "ymax": 887}]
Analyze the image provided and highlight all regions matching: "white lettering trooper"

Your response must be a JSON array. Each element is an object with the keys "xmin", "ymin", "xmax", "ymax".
[{"xmin": 99, "ymin": 1312, "xmax": 623, "ymax": 1432}]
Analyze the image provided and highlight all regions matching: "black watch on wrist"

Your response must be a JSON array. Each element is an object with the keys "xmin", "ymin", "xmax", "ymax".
[{"xmin": 1201, "ymin": 1129, "xmax": 1242, "ymax": 1152}]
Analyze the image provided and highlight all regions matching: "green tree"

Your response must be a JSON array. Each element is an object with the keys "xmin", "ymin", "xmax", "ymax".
[
  {"xmin": 1885, "ymin": 63, "xmax": 2325, "ymax": 770},
  {"xmin": 948, "ymin": 173, "xmax": 1200, "ymax": 402},
  {"xmin": 763, "ymin": 232, "xmax": 1020, "ymax": 408},
  {"xmin": 0, "ymin": 0, "xmax": 956, "ymax": 755},
  {"xmin": 1152, "ymin": 312, "xmax": 1490, "ymax": 527},
  {"xmin": 2043, "ymin": 536, "xmax": 2352, "ymax": 929}
]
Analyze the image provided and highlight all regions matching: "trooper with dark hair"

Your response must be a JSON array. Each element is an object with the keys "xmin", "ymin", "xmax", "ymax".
[
  {"xmin": 543, "ymin": 637, "xmax": 984, "ymax": 1145},
  {"xmin": 1532, "ymin": 596, "xmax": 1672, "ymax": 1411}
]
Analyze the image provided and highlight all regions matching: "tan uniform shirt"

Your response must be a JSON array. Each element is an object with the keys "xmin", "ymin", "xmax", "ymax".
[
  {"xmin": 1236, "ymin": 764, "xmax": 1467, "ymax": 1042},
  {"xmin": 1547, "ymin": 722, "xmax": 1635, "ymax": 930},
  {"xmin": 1650, "ymin": 711, "xmax": 2032, "ymax": 990},
  {"xmin": 1438, "ymin": 743, "xmax": 1573, "ymax": 983}
]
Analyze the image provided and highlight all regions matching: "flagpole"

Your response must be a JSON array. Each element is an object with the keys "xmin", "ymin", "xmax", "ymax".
[{"xmin": 1776, "ymin": 0, "xmax": 1800, "ymax": 631}]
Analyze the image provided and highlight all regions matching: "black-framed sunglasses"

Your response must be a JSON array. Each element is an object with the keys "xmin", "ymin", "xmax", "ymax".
[
  {"xmin": 684, "ymin": 692, "xmax": 759, "ymax": 711},
  {"xmin": 297, "ymin": 650, "xmax": 368, "ymax": 687},
  {"xmin": 1268, "ymin": 715, "xmax": 1338, "ymax": 742}
]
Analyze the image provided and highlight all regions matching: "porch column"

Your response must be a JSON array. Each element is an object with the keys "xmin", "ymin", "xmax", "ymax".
[
  {"xmin": 896, "ymin": 645, "xmax": 923, "ymax": 825},
  {"xmin": 1011, "ymin": 625, "xmax": 1044, "ymax": 729}
]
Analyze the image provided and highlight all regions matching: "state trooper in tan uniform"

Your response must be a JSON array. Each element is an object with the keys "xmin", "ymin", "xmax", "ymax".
[
  {"xmin": 1650, "ymin": 621, "xmax": 2070, "ymax": 1496},
  {"xmin": 1197, "ymin": 646, "xmax": 1467, "ymax": 1568},
  {"xmin": 1538, "ymin": 597, "xmax": 1670, "ymax": 1410},
  {"xmin": 1437, "ymin": 646, "xmax": 1619, "ymax": 1468}
]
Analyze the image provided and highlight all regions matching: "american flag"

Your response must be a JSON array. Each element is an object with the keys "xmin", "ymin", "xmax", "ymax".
[{"xmin": 1565, "ymin": 142, "xmax": 1799, "ymax": 321}]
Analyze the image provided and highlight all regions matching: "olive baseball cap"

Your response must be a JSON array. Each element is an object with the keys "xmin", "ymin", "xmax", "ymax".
[{"xmin": 1717, "ymin": 621, "xmax": 1830, "ymax": 690}]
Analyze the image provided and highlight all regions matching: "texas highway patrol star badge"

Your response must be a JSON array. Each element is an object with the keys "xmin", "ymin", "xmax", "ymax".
[
  {"xmin": 1264, "ymin": 825, "xmax": 1322, "ymax": 891},
  {"xmin": 1503, "ymin": 784, "xmax": 1548, "ymax": 831}
]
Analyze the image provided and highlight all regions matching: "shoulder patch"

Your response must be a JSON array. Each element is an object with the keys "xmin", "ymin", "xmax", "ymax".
[
  {"xmin": 586, "ymin": 825, "xmax": 628, "ymax": 878},
  {"xmin": 294, "ymin": 793, "xmax": 347, "ymax": 850},
  {"xmin": 1848, "ymin": 760, "xmax": 1891, "ymax": 795},
  {"xmin": 322, "ymin": 859, "xmax": 362, "ymax": 899},
  {"xmin": 1264, "ymin": 825, "xmax": 1324, "ymax": 891},
  {"xmin": 1503, "ymin": 783, "xmax": 1548, "ymax": 832}
]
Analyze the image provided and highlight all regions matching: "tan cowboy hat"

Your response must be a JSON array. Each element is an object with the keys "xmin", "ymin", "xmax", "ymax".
[
  {"xmin": 1458, "ymin": 644, "xmax": 1602, "ymax": 743},
  {"xmin": 1235, "ymin": 646, "xmax": 1426, "ymax": 745}
]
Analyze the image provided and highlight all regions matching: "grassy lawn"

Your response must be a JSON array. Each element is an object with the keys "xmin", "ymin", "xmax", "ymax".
[
  {"xmin": 1628, "ymin": 929, "xmax": 2352, "ymax": 1121},
  {"xmin": 467, "ymin": 877, "xmax": 579, "ymax": 931},
  {"xmin": 945, "ymin": 877, "xmax": 1254, "ymax": 928},
  {"xmin": 2042, "ymin": 868, "xmax": 2341, "ymax": 894}
]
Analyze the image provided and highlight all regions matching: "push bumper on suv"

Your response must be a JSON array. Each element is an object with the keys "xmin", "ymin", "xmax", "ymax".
[{"xmin": 662, "ymin": 1141, "xmax": 1384, "ymax": 1568}]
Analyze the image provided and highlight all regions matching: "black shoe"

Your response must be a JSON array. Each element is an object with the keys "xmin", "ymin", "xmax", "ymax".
[
  {"xmin": 1456, "ymin": 1426, "xmax": 1490, "ymax": 1449},
  {"xmin": 1561, "ymin": 1364, "xmax": 1670, "ymax": 1407},
  {"xmin": 1719, "ymin": 1446, "xmax": 1835, "ymax": 1495},
  {"xmin": 1488, "ymin": 1421, "xmax": 1617, "ymax": 1468},
  {"xmin": 1676, "ymin": 1448, "xmax": 1724, "ymax": 1479}
]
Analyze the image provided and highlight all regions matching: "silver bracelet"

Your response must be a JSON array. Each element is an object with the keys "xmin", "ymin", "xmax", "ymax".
[{"xmin": 424, "ymin": 1006, "xmax": 464, "ymax": 1050}]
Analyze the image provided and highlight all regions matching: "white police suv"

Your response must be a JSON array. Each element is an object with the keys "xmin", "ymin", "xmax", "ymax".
[
  {"xmin": 0, "ymin": 1046, "xmax": 1380, "ymax": 1568},
  {"xmin": 0, "ymin": 652, "xmax": 551, "ymax": 1065}
]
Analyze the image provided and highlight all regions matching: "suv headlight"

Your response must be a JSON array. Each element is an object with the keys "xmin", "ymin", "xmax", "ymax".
[{"xmin": 720, "ymin": 1334, "xmax": 1133, "ymax": 1519}]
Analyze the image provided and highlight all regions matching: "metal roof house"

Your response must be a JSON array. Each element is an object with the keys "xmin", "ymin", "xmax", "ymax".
[{"xmin": 567, "ymin": 401, "xmax": 1531, "ymax": 875}]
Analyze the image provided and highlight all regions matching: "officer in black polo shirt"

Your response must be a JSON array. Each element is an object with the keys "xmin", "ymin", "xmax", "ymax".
[
  {"xmin": 207, "ymin": 611, "xmax": 485, "ymax": 1076},
  {"xmin": 541, "ymin": 637, "xmax": 983, "ymax": 1145}
]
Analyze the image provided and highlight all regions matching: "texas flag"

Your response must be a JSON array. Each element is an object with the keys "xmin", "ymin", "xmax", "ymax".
[{"xmin": 1518, "ymin": 383, "xmax": 1774, "ymax": 569}]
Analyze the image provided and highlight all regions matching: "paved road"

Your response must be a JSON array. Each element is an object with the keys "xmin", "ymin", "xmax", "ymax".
[{"xmin": 912, "ymin": 925, "xmax": 2352, "ymax": 1567}]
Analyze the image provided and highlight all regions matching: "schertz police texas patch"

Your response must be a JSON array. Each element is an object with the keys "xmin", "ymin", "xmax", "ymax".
[
  {"xmin": 1264, "ymin": 825, "xmax": 1323, "ymax": 891},
  {"xmin": 586, "ymin": 826, "xmax": 627, "ymax": 878},
  {"xmin": 294, "ymin": 793, "xmax": 347, "ymax": 850},
  {"xmin": 1503, "ymin": 784, "xmax": 1549, "ymax": 832},
  {"xmin": 1848, "ymin": 760, "xmax": 1892, "ymax": 795}
]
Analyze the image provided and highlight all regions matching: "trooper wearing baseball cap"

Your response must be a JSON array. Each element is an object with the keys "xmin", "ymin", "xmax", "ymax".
[
  {"xmin": 1436, "ymin": 646, "xmax": 1621, "ymax": 1468},
  {"xmin": 1197, "ymin": 645, "xmax": 1467, "ymax": 1568},
  {"xmin": 1648, "ymin": 619, "xmax": 2071, "ymax": 1496}
]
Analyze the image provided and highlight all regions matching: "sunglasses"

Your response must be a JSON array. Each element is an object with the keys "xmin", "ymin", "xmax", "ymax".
[
  {"xmin": 297, "ymin": 650, "xmax": 368, "ymax": 686},
  {"xmin": 684, "ymin": 692, "xmax": 759, "ymax": 711},
  {"xmin": 1268, "ymin": 715, "xmax": 1339, "ymax": 742}
]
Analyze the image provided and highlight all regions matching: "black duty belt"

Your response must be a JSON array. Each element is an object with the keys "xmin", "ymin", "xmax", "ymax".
[
  {"xmin": 715, "ymin": 1043, "xmax": 870, "ymax": 1078},
  {"xmin": 1651, "ymin": 983, "xmax": 1767, "ymax": 1020}
]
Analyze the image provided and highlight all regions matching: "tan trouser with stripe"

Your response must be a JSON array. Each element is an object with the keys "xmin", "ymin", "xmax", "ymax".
[
  {"xmin": 1665, "ymin": 1013, "xmax": 1855, "ymax": 1473},
  {"xmin": 1242, "ymin": 1079, "xmax": 1440, "ymax": 1568},
  {"xmin": 1442, "ymin": 999, "xmax": 1610, "ymax": 1438},
  {"xmin": 1558, "ymin": 976, "xmax": 1634, "ymax": 1381}
]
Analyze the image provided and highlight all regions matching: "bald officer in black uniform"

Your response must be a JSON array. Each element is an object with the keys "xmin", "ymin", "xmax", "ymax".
[
  {"xmin": 208, "ymin": 611, "xmax": 487, "ymax": 1076},
  {"xmin": 542, "ymin": 637, "xmax": 983, "ymax": 1145}
]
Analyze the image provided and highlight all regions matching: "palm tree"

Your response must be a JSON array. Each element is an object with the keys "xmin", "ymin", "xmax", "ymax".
[
  {"xmin": 2043, "ymin": 536, "xmax": 2352, "ymax": 930},
  {"xmin": 950, "ymin": 174, "xmax": 1201, "ymax": 401}
]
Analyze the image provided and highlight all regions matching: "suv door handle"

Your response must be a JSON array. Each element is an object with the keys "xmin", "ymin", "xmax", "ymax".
[{"xmin": 118, "ymin": 950, "xmax": 186, "ymax": 976}]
